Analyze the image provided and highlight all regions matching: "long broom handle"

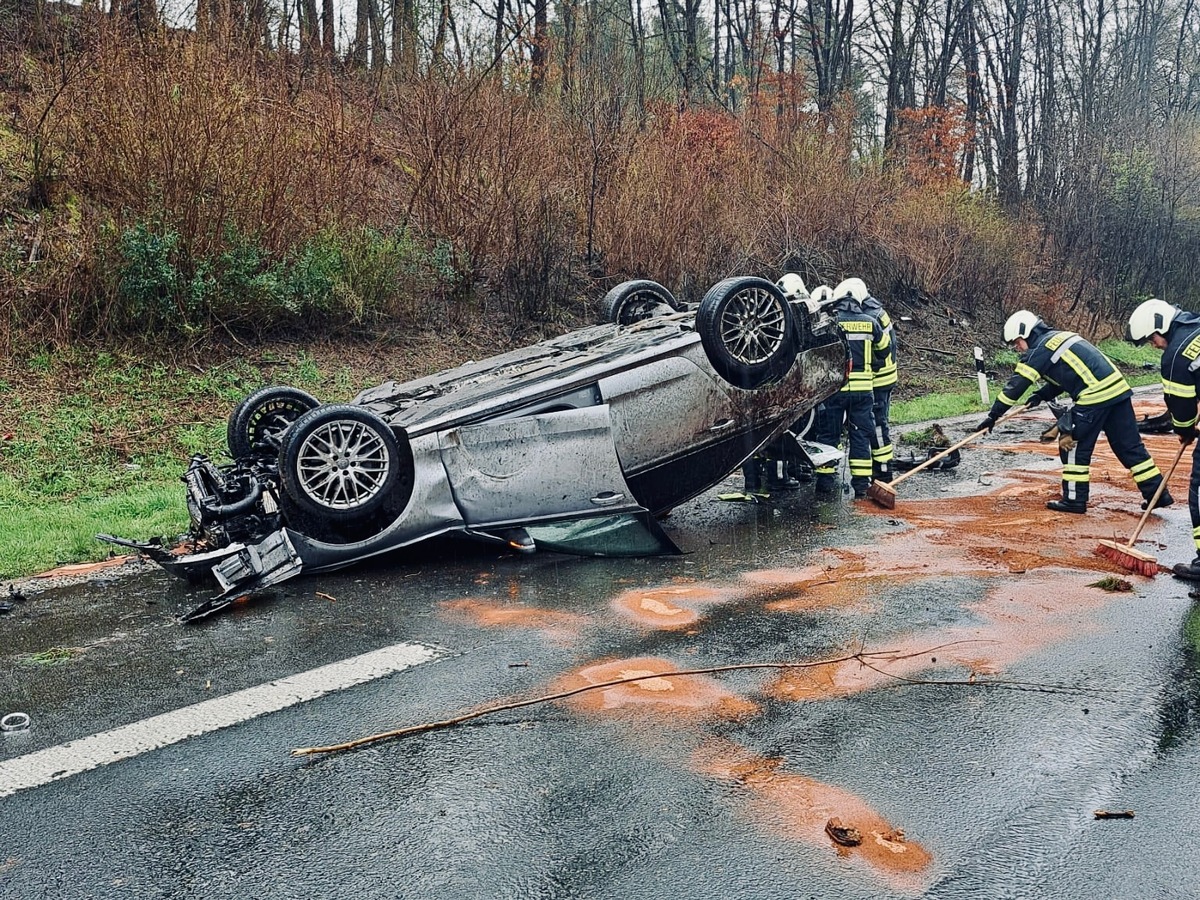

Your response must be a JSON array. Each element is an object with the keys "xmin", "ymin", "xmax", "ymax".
[
  {"xmin": 1123, "ymin": 440, "xmax": 1188, "ymax": 549},
  {"xmin": 889, "ymin": 404, "xmax": 1030, "ymax": 489}
]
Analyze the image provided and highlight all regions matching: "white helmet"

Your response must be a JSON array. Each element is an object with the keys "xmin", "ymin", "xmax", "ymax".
[
  {"xmin": 810, "ymin": 284, "xmax": 835, "ymax": 306},
  {"xmin": 1128, "ymin": 298, "xmax": 1177, "ymax": 343},
  {"xmin": 776, "ymin": 273, "xmax": 809, "ymax": 299},
  {"xmin": 834, "ymin": 277, "xmax": 869, "ymax": 303},
  {"xmin": 1002, "ymin": 310, "xmax": 1041, "ymax": 344}
]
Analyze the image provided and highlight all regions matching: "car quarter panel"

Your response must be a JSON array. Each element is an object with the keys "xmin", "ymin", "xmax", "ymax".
[
  {"xmin": 598, "ymin": 355, "xmax": 736, "ymax": 476},
  {"xmin": 438, "ymin": 405, "xmax": 639, "ymax": 527}
]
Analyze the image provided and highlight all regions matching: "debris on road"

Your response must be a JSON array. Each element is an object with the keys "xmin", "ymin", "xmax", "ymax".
[
  {"xmin": 1, "ymin": 712, "xmax": 31, "ymax": 732},
  {"xmin": 1094, "ymin": 809, "xmax": 1136, "ymax": 819},
  {"xmin": 825, "ymin": 818, "xmax": 863, "ymax": 846},
  {"xmin": 1087, "ymin": 577, "xmax": 1135, "ymax": 592}
]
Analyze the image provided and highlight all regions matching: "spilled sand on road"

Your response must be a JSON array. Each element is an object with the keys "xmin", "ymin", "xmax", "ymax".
[
  {"xmin": 693, "ymin": 738, "xmax": 932, "ymax": 886},
  {"xmin": 553, "ymin": 656, "xmax": 759, "ymax": 720},
  {"xmin": 767, "ymin": 568, "xmax": 1111, "ymax": 699},
  {"xmin": 611, "ymin": 582, "xmax": 734, "ymax": 628},
  {"xmin": 440, "ymin": 598, "xmax": 587, "ymax": 641}
]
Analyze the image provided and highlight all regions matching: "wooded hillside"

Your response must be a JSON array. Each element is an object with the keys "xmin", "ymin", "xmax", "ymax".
[{"xmin": 2, "ymin": 0, "xmax": 1199, "ymax": 348}]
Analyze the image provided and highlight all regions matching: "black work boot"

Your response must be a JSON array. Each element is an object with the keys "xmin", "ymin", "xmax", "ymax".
[
  {"xmin": 1142, "ymin": 489, "xmax": 1175, "ymax": 511},
  {"xmin": 851, "ymin": 479, "xmax": 870, "ymax": 500},
  {"xmin": 814, "ymin": 477, "xmax": 838, "ymax": 501},
  {"xmin": 1046, "ymin": 499, "xmax": 1087, "ymax": 514},
  {"xmin": 1171, "ymin": 557, "xmax": 1200, "ymax": 581}
]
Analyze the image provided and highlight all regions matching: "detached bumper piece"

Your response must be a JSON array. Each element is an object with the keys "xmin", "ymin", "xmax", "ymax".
[{"xmin": 180, "ymin": 530, "xmax": 304, "ymax": 623}]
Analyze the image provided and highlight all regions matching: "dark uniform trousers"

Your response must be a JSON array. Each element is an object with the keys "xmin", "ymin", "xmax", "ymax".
[
  {"xmin": 1061, "ymin": 402, "xmax": 1163, "ymax": 505},
  {"xmin": 871, "ymin": 387, "xmax": 894, "ymax": 480},
  {"xmin": 815, "ymin": 391, "xmax": 876, "ymax": 494}
]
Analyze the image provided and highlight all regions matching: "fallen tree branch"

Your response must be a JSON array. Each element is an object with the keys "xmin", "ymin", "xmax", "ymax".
[{"xmin": 292, "ymin": 639, "xmax": 1011, "ymax": 758}]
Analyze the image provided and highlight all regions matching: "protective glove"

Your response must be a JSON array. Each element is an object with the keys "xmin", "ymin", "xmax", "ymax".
[
  {"xmin": 1025, "ymin": 392, "xmax": 1044, "ymax": 409},
  {"xmin": 975, "ymin": 417, "xmax": 997, "ymax": 434},
  {"xmin": 1177, "ymin": 425, "xmax": 1199, "ymax": 446},
  {"xmin": 1059, "ymin": 432, "xmax": 1077, "ymax": 454}
]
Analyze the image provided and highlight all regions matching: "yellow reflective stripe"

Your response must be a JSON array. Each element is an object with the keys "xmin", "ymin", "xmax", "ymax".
[
  {"xmin": 872, "ymin": 371, "xmax": 898, "ymax": 387},
  {"xmin": 849, "ymin": 462, "xmax": 873, "ymax": 475},
  {"xmin": 841, "ymin": 383, "xmax": 874, "ymax": 392},
  {"xmin": 871, "ymin": 446, "xmax": 894, "ymax": 461},
  {"xmin": 841, "ymin": 321, "xmax": 874, "ymax": 333},
  {"xmin": 815, "ymin": 465, "xmax": 837, "ymax": 475},
  {"xmin": 1130, "ymin": 458, "xmax": 1158, "ymax": 476},
  {"xmin": 1062, "ymin": 472, "xmax": 1090, "ymax": 483},
  {"xmin": 1132, "ymin": 466, "xmax": 1161, "ymax": 484},
  {"xmin": 1015, "ymin": 363, "xmax": 1040, "ymax": 381},
  {"xmin": 1075, "ymin": 370, "xmax": 1129, "ymax": 405},
  {"xmin": 997, "ymin": 394, "xmax": 1019, "ymax": 408},
  {"xmin": 1173, "ymin": 413, "xmax": 1199, "ymax": 428},
  {"xmin": 1164, "ymin": 379, "xmax": 1197, "ymax": 399}
]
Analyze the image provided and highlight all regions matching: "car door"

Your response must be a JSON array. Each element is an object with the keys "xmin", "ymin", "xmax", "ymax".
[{"xmin": 437, "ymin": 404, "xmax": 640, "ymax": 527}]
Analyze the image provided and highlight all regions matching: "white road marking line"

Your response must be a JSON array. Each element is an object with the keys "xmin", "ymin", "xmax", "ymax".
[{"xmin": 0, "ymin": 641, "xmax": 443, "ymax": 799}]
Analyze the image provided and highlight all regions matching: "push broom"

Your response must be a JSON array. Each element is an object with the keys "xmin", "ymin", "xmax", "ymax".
[
  {"xmin": 1095, "ymin": 440, "xmax": 1186, "ymax": 576},
  {"xmin": 865, "ymin": 404, "xmax": 1029, "ymax": 509}
]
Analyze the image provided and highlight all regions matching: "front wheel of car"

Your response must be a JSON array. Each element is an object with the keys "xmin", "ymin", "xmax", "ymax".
[
  {"xmin": 227, "ymin": 385, "xmax": 320, "ymax": 459},
  {"xmin": 599, "ymin": 280, "xmax": 681, "ymax": 326},
  {"xmin": 279, "ymin": 405, "xmax": 402, "ymax": 522},
  {"xmin": 696, "ymin": 277, "xmax": 798, "ymax": 389}
]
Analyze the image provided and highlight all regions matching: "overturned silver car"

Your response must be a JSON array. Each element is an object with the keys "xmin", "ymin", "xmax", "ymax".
[{"xmin": 104, "ymin": 276, "xmax": 848, "ymax": 621}]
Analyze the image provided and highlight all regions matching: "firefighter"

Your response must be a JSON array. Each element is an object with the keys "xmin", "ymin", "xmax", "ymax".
[
  {"xmin": 1128, "ymin": 298, "xmax": 1200, "ymax": 578},
  {"xmin": 836, "ymin": 278, "xmax": 898, "ymax": 483},
  {"xmin": 814, "ymin": 282, "xmax": 883, "ymax": 500},
  {"xmin": 978, "ymin": 309, "xmax": 1169, "ymax": 514}
]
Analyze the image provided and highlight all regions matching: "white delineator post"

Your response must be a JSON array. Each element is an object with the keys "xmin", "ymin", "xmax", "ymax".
[{"xmin": 975, "ymin": 346, "xmax": 989, "ymax": 404}]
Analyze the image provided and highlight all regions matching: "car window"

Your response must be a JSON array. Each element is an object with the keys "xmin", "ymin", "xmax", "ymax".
[{"xmin": 525, "ymin": 512, "xmax": 680, "ymax": 557}]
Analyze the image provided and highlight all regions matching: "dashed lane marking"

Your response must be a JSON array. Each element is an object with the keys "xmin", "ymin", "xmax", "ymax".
[{"xmin": 0, "ymin": 641, "xmax": 444, "ymax": 799}]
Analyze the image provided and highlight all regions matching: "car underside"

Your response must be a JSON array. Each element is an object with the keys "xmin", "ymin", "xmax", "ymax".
[{"xmin": 101, "ymin": 276, "xmax": 849, "ymax": 622}]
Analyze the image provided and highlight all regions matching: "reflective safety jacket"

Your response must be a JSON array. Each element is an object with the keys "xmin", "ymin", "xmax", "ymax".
[
  {"xmin": 988, "ymin": 323, "xmax": 1130, "ymax": 420},
  {"xmin": 836, "ymin": 299, "xmax": 885, "ymax": 393},
  {"xmin": 863, "ymin": 297, "xmax": 897, "ymax": 389},
  {"xmin": 1159, "ymin": 309, "xmax": 1200, "ymax": 431}
]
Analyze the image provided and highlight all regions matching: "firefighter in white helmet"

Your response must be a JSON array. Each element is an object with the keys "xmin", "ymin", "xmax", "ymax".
[
  {"xmin": 978, "ymin": 309, "xmax": 1169, "ymax": 514},
  {"xmin": 1129, "ymin": 298, "xmax": 1200, "ymax": 579},
  {"xmin": 814, "ymin": 281, "xmax": 883, "ymax": 499}
]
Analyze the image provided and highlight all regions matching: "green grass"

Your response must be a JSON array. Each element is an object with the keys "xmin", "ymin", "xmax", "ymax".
[{"xmin": 0, "ymin": 345, "xmax": 377, "ymax": 580}]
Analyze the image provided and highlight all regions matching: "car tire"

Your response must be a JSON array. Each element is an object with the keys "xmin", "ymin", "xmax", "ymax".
[
  {"xmin": 600, "ymin": 280, "xmax": 681, "ymax": 326},
  {"xmin": 696, "ymin": 277, "xmax": 798, "ymax": 388},
  {"xmin": 279, "ymin": 405, "xmax": 402, "ymax": 522},
  {"xmin": 227, "ymin": 385, "xmax": 320, "ymax": 459}
]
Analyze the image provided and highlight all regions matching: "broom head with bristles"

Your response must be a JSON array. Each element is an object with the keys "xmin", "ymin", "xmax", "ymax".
[
  {"xmin": 1095, "ymin": 539, "xmax": 1161, "ymax": 577},
  {"xmin": 865, "ymin": 480, "xmax": 896, "ymax": 509}
]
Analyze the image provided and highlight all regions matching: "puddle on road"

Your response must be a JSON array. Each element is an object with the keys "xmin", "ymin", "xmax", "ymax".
[
  {"xmin": 694, "ymin": 738, "xmax": 932, "ymax": 888},
  {"xmin": 554, "ymin": 656, "xmax": 758, "ymax": 720},
  {"xmin": 440, "ymin": 598, "xmax": 586, "ymax": 641}
]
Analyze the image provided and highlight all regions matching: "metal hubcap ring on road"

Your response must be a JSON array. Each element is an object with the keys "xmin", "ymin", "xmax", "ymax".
[
  {"xmin": 296, "ymin": 420, "xmax": 391, "ymax": 511},
  {"xmin": 719, "ymin": 287, "xmax": 787, "ymax": 365}
]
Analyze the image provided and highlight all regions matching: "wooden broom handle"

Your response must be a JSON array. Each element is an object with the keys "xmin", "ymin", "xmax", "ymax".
[
  {"xmin": 1124, "ymin": 440, "xmax": 1188, "ymax": 549},
  {"xmin": 890, "ymin": 404, "xmax": 1030, "ymax": 489}
]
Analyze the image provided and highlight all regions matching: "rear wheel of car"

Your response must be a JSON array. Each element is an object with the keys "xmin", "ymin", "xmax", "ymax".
[
  {"xmin": 600, "ymin": 280, "xmax": 681, "ymax": 325},
  {"xmin": 279, "ymin": 405, "xmax": 402, "ymax": 522},
  {"xmin": 227, "ymin": 386, "xmax": 320, "ymax": 459},
  {"xmin": 696, "ymin": 277, "xmax": 798, "ymax": 388}
]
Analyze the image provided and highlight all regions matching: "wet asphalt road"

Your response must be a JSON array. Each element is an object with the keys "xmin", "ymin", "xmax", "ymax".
[{"xmin": 2, "ymin": 411, "xmax": 1200, "ymax": 899}]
